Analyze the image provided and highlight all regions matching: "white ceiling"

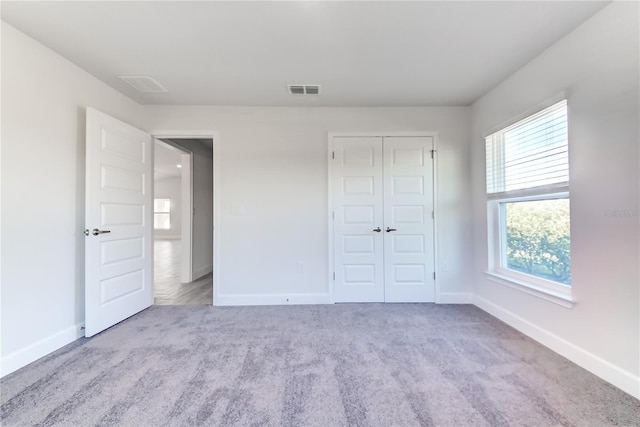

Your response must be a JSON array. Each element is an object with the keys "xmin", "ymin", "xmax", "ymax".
[{"xmin": 2, "ymin": 1, "xmax": 609, "ymax": 106}]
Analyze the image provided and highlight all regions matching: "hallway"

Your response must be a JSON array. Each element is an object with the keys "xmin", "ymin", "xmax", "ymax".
[{"xmin": 154, "ymin": 239, "xmax": 212, "ymax": 305}]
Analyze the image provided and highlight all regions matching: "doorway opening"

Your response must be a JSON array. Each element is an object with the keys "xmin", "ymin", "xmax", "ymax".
[{"xmin": 153, "ymin": 138, "xmax": 214, "ymax": 305}]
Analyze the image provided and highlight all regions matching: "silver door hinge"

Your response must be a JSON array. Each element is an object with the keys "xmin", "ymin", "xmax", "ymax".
[
  {"xmin": 431, "ymin": 150, "xmax": 436, "ymax": 159},
  {"xmin": 333, "ymin": 272, "xmax": 336, "ymax": 280},
  {"xmin": 431, "ymin": 211, "xmax": 434, "ymax": 219},
  {"xmin": 332, "ymin": 211, "xmax": 335, "ymax": 220},
  {"xmin": 433, "ymin": 272, "xmax": 436, "ymax": 280},
  {"xmin": 332, "ymin": 151, "xmax": 335, "ymax": 159}
]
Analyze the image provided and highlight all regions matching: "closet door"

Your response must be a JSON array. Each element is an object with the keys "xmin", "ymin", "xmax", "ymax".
[
  {"xmin": 332, "ymin": 137, "xmax": 385, "ymax": 302},
  {"xmin": 383, "ymin": 137, "xmax": 435, "ymax": 302}
]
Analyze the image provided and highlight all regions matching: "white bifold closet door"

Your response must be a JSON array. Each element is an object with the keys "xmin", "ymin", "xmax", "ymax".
[{"xmin": 332, "ymin": 136, "xmax": 435, "ymax": 303}]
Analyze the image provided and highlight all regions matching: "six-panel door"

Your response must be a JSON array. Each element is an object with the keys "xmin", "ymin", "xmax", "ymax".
[{"xmin": 332, "ymin": 136, "xmax": 435, "ymax": 303}]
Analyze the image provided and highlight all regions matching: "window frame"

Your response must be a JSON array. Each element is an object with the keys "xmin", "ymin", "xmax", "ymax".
[
  {"xmin": 154, "ymin": 198, "xmax": 171, "ymax": 230},
  {"xmin": 487, "ymin": 191, "xmax": 572, "ymax": 304},
  {"xmin": 484, "ymin": 98, "xmax": 574, "ymax": 308}
]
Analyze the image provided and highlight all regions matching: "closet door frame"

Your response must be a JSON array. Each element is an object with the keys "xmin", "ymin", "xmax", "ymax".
[{"xmin": 327, "ymin": 132, "xmax": 440, "ymax": 303}]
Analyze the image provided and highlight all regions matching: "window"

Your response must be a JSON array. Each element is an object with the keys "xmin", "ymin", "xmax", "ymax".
[
  {"xmin": 154, "ymin": 198, "xmax": 171, "ymax": 230},
  {"xmin": 485, "ymin": 100, "xmax": 571, "ymax": 302}
]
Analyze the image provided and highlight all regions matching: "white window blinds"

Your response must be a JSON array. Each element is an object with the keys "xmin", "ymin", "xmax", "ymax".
[{"xmin": 486, "ymin": 100, "xmax": 568, "ymax": 196}]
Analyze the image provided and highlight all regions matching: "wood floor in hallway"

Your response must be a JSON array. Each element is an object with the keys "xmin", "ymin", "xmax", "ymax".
[{"xmin": 154, "ymin": 239, "xmax": 212, "ymax": 305}]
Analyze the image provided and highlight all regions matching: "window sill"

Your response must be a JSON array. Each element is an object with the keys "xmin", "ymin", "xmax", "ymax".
[{"xmin": 484, "ymin": 271, "xmax": 575, "ymax": 309}]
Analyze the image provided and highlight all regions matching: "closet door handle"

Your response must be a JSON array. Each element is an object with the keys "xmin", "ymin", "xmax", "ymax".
[
  {"xmin": 386, "ymin": 227, "xmax": 397, "ymax": 232},
  {"xmin": 372, "ymin": 227, "xmax": 382, "ymax": 232}
]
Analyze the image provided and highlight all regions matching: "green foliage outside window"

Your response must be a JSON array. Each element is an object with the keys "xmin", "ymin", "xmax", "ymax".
[{"xmin": 505, "ymin": 199, "xmax": 571, "ymax": 285}]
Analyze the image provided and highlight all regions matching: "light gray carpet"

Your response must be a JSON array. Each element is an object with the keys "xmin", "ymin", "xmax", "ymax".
[{"xmin": 1, "ymin": 304, "xmax": 638, "ymax": 426}]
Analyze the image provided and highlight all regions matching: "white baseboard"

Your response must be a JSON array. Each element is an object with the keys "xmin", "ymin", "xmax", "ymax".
[
  {"xmin": 215, "ymin": 293, "xmax": 332, "ymax": 306},
  {"xmin": 437, "ymin": 292, "xmax": 473, "ymax": 304},
  {"xmin": 1, "ymin": 323, "xmax": 84, "ymax": 378},
  {"xmin": 192, "ymin": 264, "xmax": 213, "ymax": 281},
  {"xmin": 473, "ymin": 295, "xmax": 640, "ymax": 399}
]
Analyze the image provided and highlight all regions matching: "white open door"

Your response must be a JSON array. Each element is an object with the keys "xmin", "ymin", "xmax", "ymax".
[{"xmin": 85, "ymin": 108, "xmax": 153, "ymax": 337}]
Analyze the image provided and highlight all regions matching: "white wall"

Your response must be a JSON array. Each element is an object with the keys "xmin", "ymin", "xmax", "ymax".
[
  {"xmin": 147, "ymin": 106, "xmax": 472, "ymax": 305},
  {"xmin": 470, "ymin": 2, "xmax": 639, "ymax": 398},
  {"xmin": 169, "ymin": 140, "xmax": 213, "ymax": 279},
  {"xmin": 0, "ymin": 23, "xmax": 147, "ymax": 375},
  {"xmin": 153, "ymin": 176, "xmax": 182, "ymax": 239}
]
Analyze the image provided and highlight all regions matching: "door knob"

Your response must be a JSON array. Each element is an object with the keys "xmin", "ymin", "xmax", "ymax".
[
  {"xmin": 91, "ymin": 228, "xmax": 111, "ymax": 236},
  {"xmin": 373, "ymin": 227, "xmax": 382, "ymax": 232},
  {"xmin": 386, "ymin": 227, "xmax": 397, "ymax": 232}
]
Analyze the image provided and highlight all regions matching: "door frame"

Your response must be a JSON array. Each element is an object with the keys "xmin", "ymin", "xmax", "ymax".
[
  {"xmin": 152, "ymin": 130, "xmax": 221, "ymax": 305},
  {"xmin": 327, "ymin": 132, "xmax": 440, "ymax": 303}
]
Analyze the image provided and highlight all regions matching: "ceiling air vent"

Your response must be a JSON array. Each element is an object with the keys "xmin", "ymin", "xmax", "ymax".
[
  {"xmin": 288, "ymin": 85, "xmax": 305, "ymax": 95},
  {"xmin": 305, "ymin": 85, "xmax": 320, "ymax": 95},
  {"xmin": 118, "ymin": 75, "xmax": 168, "ymax": 93},
  {"xmin": 288, "ymin": 84, "xmax": 320, "ymax": 95}
]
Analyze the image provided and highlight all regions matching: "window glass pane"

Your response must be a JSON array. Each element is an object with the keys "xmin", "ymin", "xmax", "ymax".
[
  {"xmin": 154, "ymin": 213, "xmax": 170, "ymax": 230},
  {"xmin": 154, "ymin": 199, "xmax": 170, "ymax": 213},
  {"xmin": 504, "ymin": 198, "xmax": 571, "ymax": 285}
]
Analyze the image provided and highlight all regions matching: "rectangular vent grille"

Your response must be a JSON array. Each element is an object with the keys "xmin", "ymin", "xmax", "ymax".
[
  {"xmin": 118, "ymin": 75, "xmax": 168, "ymax": 93},
  {"xmin": 288, "ymin": 84, "xmax": 320, "ymax": 95},
  {"xmin": 289, "ymin": 85, "xmax": 305, "ymax": 95}
]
